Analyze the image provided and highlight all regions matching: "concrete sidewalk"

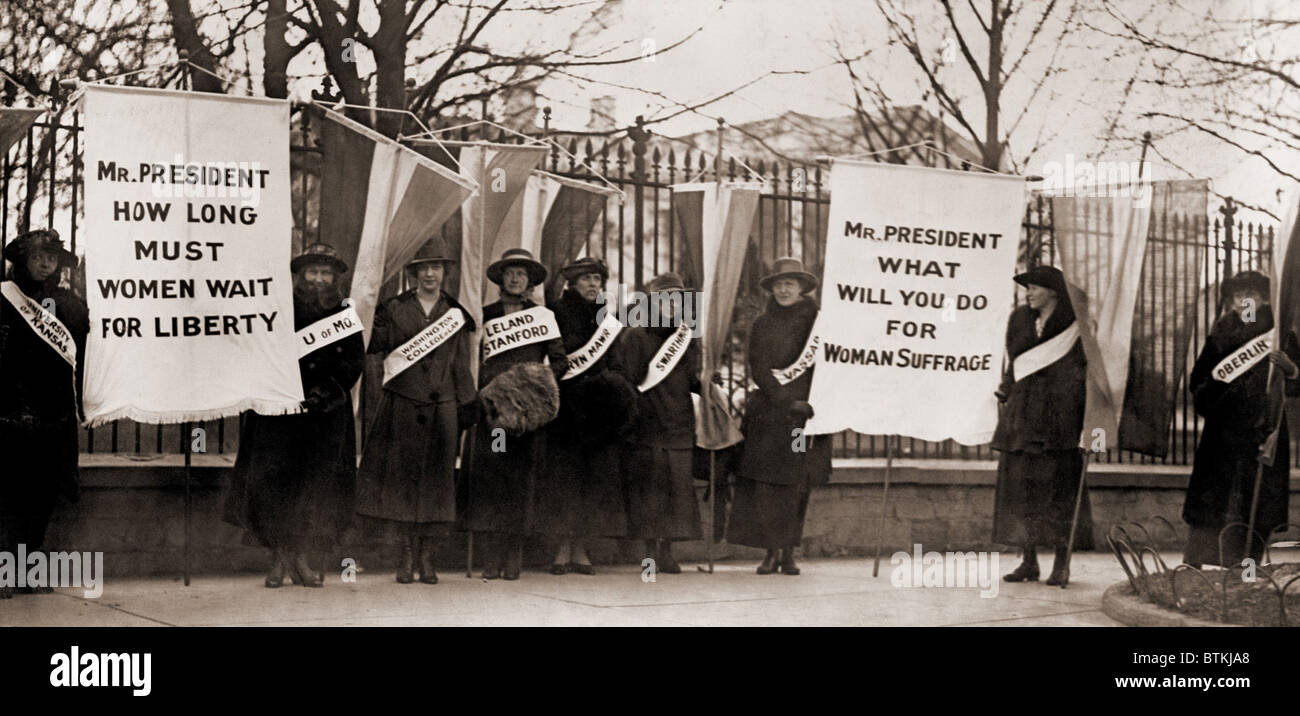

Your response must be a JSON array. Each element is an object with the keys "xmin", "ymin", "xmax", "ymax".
[{"xmin": 0, "ymin": 552, "xmax": 1145, "ymax": 626}]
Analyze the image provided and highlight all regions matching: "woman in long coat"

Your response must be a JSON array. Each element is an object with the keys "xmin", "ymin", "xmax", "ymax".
[
  {"xmin": 991, "ymin": 265, "xmax": 1093, "ymax": 587},
  {"xmin": 0, "ymin": 230, "xmax": 87, "ymax": 599},
  {"xmin": 1182, "ymin": 270, "xmax": 1297, "ymax": 567},
  {"xmin": 356, "ymin": 241, "xmax": 477, "ymax": 585},
  {"xmin": 621, "ymin": 272, "xmax": 702, "ymax": 574},
  {"xmin": 465, "ymin": 248, "xmax": 566, "ymax": 580},
  {"xmin": 224, "ymin": 243, "xmax": 364, "ymax": 588},
  {"xmin": 538, "ymin": 257, "xmax": 633, "ymax": 575},
  {"xmin": 729, "ymin": 257, "xmax": 832, "ymax": 576}
]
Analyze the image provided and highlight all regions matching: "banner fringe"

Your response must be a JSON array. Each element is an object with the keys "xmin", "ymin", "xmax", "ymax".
[{"xmin": 83, "ymin": 399, "xmax": 303, "ymax": 428}]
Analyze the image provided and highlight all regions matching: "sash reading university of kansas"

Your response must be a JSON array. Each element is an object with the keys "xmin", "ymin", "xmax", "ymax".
[
  {"xmin": 381, "ymin": 307, "xmax": 468, "ymax": 384},
  {"xmin": 1012, "ymin": 320, "xmax": 1080, "ymax": 382},
  {"xmin": 0, "ymin": 280, "xmax": 76, "ymax": 367},
  {"xmin": 772, "ymin": 332, "xmax": 821, "ymax": 386},
  {"xmin": 637, "ymin": 322, "xmax": 693, "ymax": 393},
  {"xmin": 296, "ymin": 304, "xmax": 365, "ymax": 358},
  {"xmin": 481, "ymin": 305, "xmax": 560, "ymax": 362},
  {"xmin": 562, "ymin": 312, "xmax": 624, "ymax": 381},
  {"xmin": 1211, "ymin": 333, "xmax": 1272, "ymax": 384}
]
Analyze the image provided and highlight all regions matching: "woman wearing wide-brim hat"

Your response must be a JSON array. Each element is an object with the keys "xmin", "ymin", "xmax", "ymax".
[
  {"xmin": 464, "ymin": 247, "xmax": 567, "ymax": 580},
  {"xmin": 1, "ymin": 229, "xmax": 88, "ymax": 599},
  {"xmin": 990, "ymin": 264, "xmax": 1094, "ymax": 587},
  {"xmin": 356, "ymin": 239, "xmax": 478, "ymax": 585},
  {"xmin": 223, "ymin": 243, "xmax": 364, "ymax": 588},
  {"xmin": 728, "ymin": 256, "xmax": 831, "ymax": 575}
]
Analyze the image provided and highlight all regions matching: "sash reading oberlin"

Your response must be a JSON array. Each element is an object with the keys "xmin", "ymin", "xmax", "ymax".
[
  {"xmin": 482, "ymin": 305, "xmax": 560, "ymax": 361},
  {"xmin": 382, "ymin": 307, "xmax": 467, "ymax": 384},
  {"xmin": 563, "ymin": 313, "xmax": 623, "ymax": 380},
  {"xmin": 638, "ymin": 322, "xmax": 693, "ymax": 392},
  {"xmin": 1213, "ymin": 333, "xmax": 1272, "ymax": 384},
  {"xmin": 0, "ymin": 281, "xmax": 77, "ymax": 366}
]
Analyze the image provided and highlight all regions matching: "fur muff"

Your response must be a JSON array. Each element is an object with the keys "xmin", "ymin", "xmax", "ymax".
[
  {"xmin": 480, "ymin": 362, "xmax": 561, "ymax": 435},
  {"xmin": 557, "ymin": 370, "xmax": 638, "ymax": 445}
]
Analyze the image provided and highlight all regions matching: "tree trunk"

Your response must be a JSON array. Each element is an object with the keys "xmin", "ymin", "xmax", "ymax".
[
  {"xmin": 263, "ymin": 0, "xmax": 290, "ymax": 99},
  {"xmin": 982, "ymin": 0, "xmax": 1004, "ymax": 171},
  {"xmin": 372, "ymin": 0, "xmax": 410, "ymax": 138},
  {"xmin": 165, "ymin": 0, "xmax": 224, "ymax": 93}
]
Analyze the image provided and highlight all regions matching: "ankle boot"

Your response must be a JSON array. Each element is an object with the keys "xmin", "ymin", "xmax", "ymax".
[
  {"xmin": 264, "ymin": 549, "xmax": 286, "ymax": 588},
  {"xmin": 756, "ymin": 549, "xmax": 779, "ymax": 575},
  {"xmin": 396, "ymin": 537, "xmax": 415, "ymax": 584},
  {"xmin": 503, "ymin": 535, "xmax": 523, "ymax": 580},
  {"xmin": 658, "ymin": 540, "xmax": 682, "ymax": 574},
  {"xmin": 778, "ymin": 547, "xmax": 800, "ymax": 575},
  {"xmin": 481, "ymin": 535, "xmax": 502, "ymax": 580},
  {"xmin": 1045, "ymin": 546, "xmax": 1070, "ymax": 587},
  {"xmin": 418, "ymin": 537, "xmax": 439, "ymax": 584},
  {"xmin": 287, "ymin": 551, "xmax": 323, "ymax": 588},
  {"xmin": 1004, "ymin": 546, "xmax": 1039, "ymax": 582}
]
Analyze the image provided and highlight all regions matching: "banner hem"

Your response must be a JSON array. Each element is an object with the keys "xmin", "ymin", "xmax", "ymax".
[{"xmin": 83, "ymin": 399, "xmax": 303, "ymax": 428}]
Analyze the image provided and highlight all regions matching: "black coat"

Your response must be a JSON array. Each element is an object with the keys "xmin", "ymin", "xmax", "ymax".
[
  {"xmin": 621, "ymin": 324, "xmax": 701, "ymax": 449},
  {"xmin": 737, "ymin": 297, "xmax": 832, "ymax": 487},
  {"xmin": 224, "ymin": 294, "xmax": 365, "ymax": 550},
  {"xmin": 990, "ymin": 303, "xmax": 1086, "ymax": 453},
  {"xmin": 1183, "ymin": 307, "xmax": 1293, "ymax": 534}
]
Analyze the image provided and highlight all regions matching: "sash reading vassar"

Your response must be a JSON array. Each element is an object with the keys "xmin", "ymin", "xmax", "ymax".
[
  {"xmin": 296, "ymin": 304, "xmax": 364, "ymax": 358},
  {"xmin": 772, "ymin": 332, "xmax": 820, "ymax": 386},
  {"xmin": 1012, "ymin": 320, "xmax": 1080, "ymax": 382},
  {"xmin": 1211, "ymin": 333, "xmax": 1272, "ymax": 384},
  {"xmin": 381, "ymin": 307, "xmax": 468, "ymax": 385},
  {"xmin": 481, "ymin": 305, "xmax": 560, "ymax": 361},
  {"xmin": 0, "ymin": 280, "xmax": 76, "ymax": 367},
  {"xmin": 562, "ymin": 312, "xmax": 624, "ymax": 381},
  {"xmin": 637, "ymin": 322, "xmax": 693, "ymax": 393}
]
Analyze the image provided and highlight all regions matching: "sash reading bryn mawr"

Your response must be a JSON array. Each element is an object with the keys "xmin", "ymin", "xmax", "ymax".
[
  {"xmin": 0, "ymin": 280, "xmax": 76, "ymax": 366},
  {"xmin": 1012, "ymin": 320, "xmax": 1080, "ymax": 382},
  {"xmin": 1212, "ymin": 333, "xmax": 1273, "ymax": 384},
  {"xmin": 481, "ymin": 305, "xmax": 560, "ymax": 361},
  {"xmin": 772, "ymin": 332, "xmax": 820, "ymax": 386},
  {"xmin": 637, "ymin": 322, "xmax": 693, "ymax": 393},
  {"xmin": 296, "ymin": 304, "xmax": 364, "ymax": 358},
  {"xmin": 381, "ymin": 307, "xmax": 468, "ymax": 384},
  {"xmin": 562, "ymin": 312, "xmax": 624, "ymax": 380}
]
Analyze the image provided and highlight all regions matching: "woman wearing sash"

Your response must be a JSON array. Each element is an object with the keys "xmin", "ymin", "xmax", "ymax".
[
  {"xmin": 729, "ymin": 257, "xmax": 832, "ymax": 576},
  {"xmin": 224, "ymin": 243, "xmax": 364, "ymax": 588},
  {"xmin": 356, "ymin": 241, "xmax": 477, "ymax": 585},
  {"xmin": 621, "ymin": 272, "xmax": 701, "ymax": 573},
  {"xmin": 538, "ymin": 257, "xmax": 633, "ymax": 575},
  {"xmin": 1182, "ymin": 270, "xmax": 1297, "ymax": 567},
  {"xmin": 465, "ymin": 248, "xmax": 565, "ymax": 580},
  {"xmin": 0, "ymin": 230, "xmax": 87, "ymax": 599},
  {"xmin": 992, "ymin": 265, "xmax": 1093, "ymax": 586}
]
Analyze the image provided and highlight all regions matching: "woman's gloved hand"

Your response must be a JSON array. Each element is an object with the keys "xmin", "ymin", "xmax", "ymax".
[{"xmin": 790, "ymin": 400, "xmax": 815, "ymax": 420}]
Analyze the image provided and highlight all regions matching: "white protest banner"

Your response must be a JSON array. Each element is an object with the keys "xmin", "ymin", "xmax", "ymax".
[
  {"xmin": 804, "ymin": 160, "xmax": 1025, "ymax": 444},
  {"xmin": 80, "ymin": 85, "xmax": 303, "ymax": 426}
]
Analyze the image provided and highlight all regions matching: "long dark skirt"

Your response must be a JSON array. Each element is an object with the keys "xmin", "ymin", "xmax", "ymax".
[
  {"xmin": 623, "ymin": 444, "xmax": 701, "ymax": 541},
  {"xmin": 534, "ymin": 432, "xmax": 627, "ymax": 539},
  {"xmin": 356, "ymin": 394, "xmax": 459, "ymax": 529},
  {"xmin": 464, "ymin": 421, "xmax": 543, "ymax": 536},
  {"xmin": 991, "ymin": 449, "xmax": 1094, "ymax": 550},
  {"xmin": 0, "ymin": 419, "xmax": 78, "ymax": 553},
  {"xmin": 1183, "ymin": 449, "xmax": 1282, "ymax": 567},
  {"xmin": 224, "ymin": 407, "xmax": 357, "ymax": 552},
  {"xmin": 727, "ymin": 476, "xmax": 811, "ymax": 550}
]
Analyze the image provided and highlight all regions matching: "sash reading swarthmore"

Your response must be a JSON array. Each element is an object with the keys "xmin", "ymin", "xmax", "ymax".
[
  {"xmin": 1012, "ymin": 320, "xmax": 1080, "ymax": 382},
  {"xmin": 0, "ymin": 280, "xmax": 76, "ymax": 366},
  {"xmin": 296, "ymin": 304, "xmax": 364, "ymax": 358},
  {"xmin": 481, "ymin": 305, "xmax": 560, "ymax": 361},
  {"xmin": 1212, "ymin": 333, "xmax": 1272, "ymax": 384},
  {"xmin": 562, "ymin": 313, "xmax": 623, "ymax": 380},
  {"xmin": 772, "ymin": 332, "xmax": 820, "ymax": 386},
  {"xmin": 637, "ymin": 322, "xmax": 693, "ymax": 393},
  {"xmin": 381, "ymin": 307, "xmax": 468, "ymax": 384}
]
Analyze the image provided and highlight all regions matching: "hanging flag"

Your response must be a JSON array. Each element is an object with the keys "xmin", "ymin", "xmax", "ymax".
[
  {"xmin": 1052, "ymin": 193, "xmax": 1152, "ymax": 451},
  {"xmin": 79, "ymin": 85, "xmax": 301, "ymax": 425},
  {"xmin": 314, "ymin": 106, "xmax": 477, "ymax": 342},
  {"xmin": 0, "ymin": 107, "xmax": 42, "ymax": 154},
  {"xmin": 1260, "ymin": 190, "xmax": 1300, "ymax": 465},
  {"xmin": 673, "ymin": 181, "xmax": 762, "ymax": 450}
]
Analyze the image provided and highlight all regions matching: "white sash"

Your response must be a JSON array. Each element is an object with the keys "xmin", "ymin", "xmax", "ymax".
[
  {"xmin": 1, "ymin": 281, "xmax": 76, "ymax": 367},
  {"xmin": 482, "ymin": 305, "xmax": 560, "ymax": 361},
  {"xmin": 562, "ymin": 313, "xmax": 624, "ymax": 381},
  {"xmin": 637, "ymin": 323, "xmax": 693, "ymax": 393},
  {"xmin": 382, "ymin": 307, "xmax": 467, "ymax": 384},
  {"xmin": 1211, "ymin": 333, "xmax": 1272, "ymax": 384},
  {"xmin": 772, "ymin": 332, "xmax": 820, "ymax": 386},
  {"xmin": 296, "ymin": 304, "xmax": 364, "ymax": 358},
  {"xmin": 1012, "ymin": 320, "xmax": 1079, "ymax": 382}
]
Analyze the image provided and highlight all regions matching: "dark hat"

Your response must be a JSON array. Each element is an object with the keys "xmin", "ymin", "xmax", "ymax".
[
  {"xmin": 1221, "ymin": 270, "xmax": 1270, "ymax": 301},
  {"xmin": 290, "ymin": 242, "xmax": 348, "ymax": 274},
  {"xmin": 644, "ymin": 272, "xmax": 690, "ymax": 293},
  {"xmin": 1013, "ymin": 265, "xmax": 1068, "ymax": 296},
  {"xmin": 3, "ymin": 228, "xmax": 76, "ymax": 267},
  {"xmin": 406, "ymin": 238, "xmax": 457, "ymax": 270},
  {"xmin": 759, "ymin": 256, "xmax": 817, "ymax": 293},
  {"xmin": 487, "ymin": 248, "xmax": 547, "ymax": 286},
  {"xmin": 561, "ymin": 256, "xmax": 609, "ymax": 282}
]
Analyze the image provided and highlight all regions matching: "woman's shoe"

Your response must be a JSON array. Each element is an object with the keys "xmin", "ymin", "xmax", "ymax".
[
  {"xmin": 396, "ymin": 539, "xmax": 415, "ymax": 584},
  {"xmin": 777, "ymin": 548, "xmax": 801, "ymax": 576},
  {"xmin": 503, "ymin": 567, "xmax": 521, "ymax": 581},
  {"xmin": 756, "ymin": 550, "xmax": 779, "ymax": 575},
  {"xmin": 568, "ymin": 562, "xmax": 595, "ymax": 575},
  {"xmin": 287, "ymin": 552, "xmax": 323, "ymax": 588},
  {"xmin": 658, "ymin": 541, "xmax": 682, "ymax": 574},
  {"xmin": 1003, "ymin": 561, "xmax": 1040, "ymax": 582},
  {"xmin": 1044, "ymin": 566, "xmax": 1070, "ymax": 587},
  {"xmin": 264, "ymin": 550, "xmax": 286, "ymax": 588},
  {"xmin": 418, "ymin": 537, "xmax": 439, "ymax": 585},
  {"xmin": 549, "ymin": 563, "xmax": 568, "ymax": 575}
]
